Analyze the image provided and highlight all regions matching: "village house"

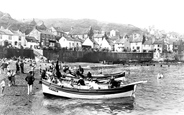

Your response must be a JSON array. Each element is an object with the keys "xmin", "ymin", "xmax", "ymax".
[
  {"xmin": 0, "ymin": 27, "xmax": 14, "ymax": 46},
  {"xmin": 153, "ymin": 39, "xmax": 164, "ymax": 53},
  {"xmin": 49, "ymin": 26, "xmax": 64, "ymax": 37},
  {"xmin": 93, "ymin": 34, "xmax": 104, "ymax": 46},
  {"xmin": 0, "ymin": 27, "xmax": 26, "ymax": 48},
  {"xmin": 10, "ymin": 30, "xmax": 26, "ymax": 48},
  {"xmin": 165, "ymin": 39, "xmax": 175, "ymax": 53},
  {"xmin": 59, "ymin": 34, "xmax": 82, "ymax": 49},
  {"xmin": 129, "ymin": 33, "xmax": 144, "ymax": 52},
  {"xmin": 69, "ymin": 27, "xmax": 89, "ymax": 40},
  {"xmin": 114, "ymin": 35, "xmax": 131, "ymax": 52},
  {"xmin": 99, "ymin": 36, "xmax": 112, "ymax": 50},
  {"xmin": 110, "ymin": 30, "xmax": 120, "ymax": 37},
  {"xmin": 82, "ymin": 37, "xmax": 98, "ymax": 49},
  {"xmin": 24, "ymin": 36, "xmax": 39, "ymax": 49},
  {"xmin": 27, "ymin": 27, "xmax": 59, "ymax": 48},
  {"xmin": 142, "ymin": 34, "xmax": 154, "ymax": 52}
]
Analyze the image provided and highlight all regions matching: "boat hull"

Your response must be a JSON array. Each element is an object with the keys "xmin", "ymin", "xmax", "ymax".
[{"xmin": 41, "ymin": 80, "xmax": 137, "ymax": 99}]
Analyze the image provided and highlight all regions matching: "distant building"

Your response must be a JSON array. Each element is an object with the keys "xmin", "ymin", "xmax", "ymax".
[
  {"xmin": 110, "ymin": 30, "xmax": 119, "ymax": 37},
  {"xmin": 49, "ymin": 26, "xmax": 64, "ymax": 37},
  {"xmin": 153, "ymin": 39, "xmax": 164, "ymax": 53},
  {"xmin": 59, "ymin": 34, "xmax": 82, "ymax": 49},
  {"xmin": 129, "ymin": 33, "xmax": 144, "ymax": 52},
  {"xmin": 27, "ymin": 27, "xmax": 59, "ymax": 48},
  {"xmin": 0, "ymin": 27, "xmax": 26, "ymax": 48},
  {"xmin": 82, "ymin": 37, "xmax": 98, "ymax": 48},
  {"xmin": 25, "ymin": 36, "xmax": 39, "ymax": 49}
]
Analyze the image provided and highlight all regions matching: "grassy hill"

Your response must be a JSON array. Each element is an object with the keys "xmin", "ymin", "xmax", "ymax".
[{"xmin": 0, "ymin": 11, "xmax": 142, "ymax": 35}]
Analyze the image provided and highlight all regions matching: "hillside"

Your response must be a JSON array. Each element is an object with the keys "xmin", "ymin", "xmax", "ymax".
[{"xmin": 0, "ymin": 11, "xmax": 142, "ymax": 35}]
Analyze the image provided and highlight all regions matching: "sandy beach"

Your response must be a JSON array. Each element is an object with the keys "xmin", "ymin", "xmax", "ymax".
[{"xmin": 0, "ymin": 61, "xmax": 42, "ymax": 115}]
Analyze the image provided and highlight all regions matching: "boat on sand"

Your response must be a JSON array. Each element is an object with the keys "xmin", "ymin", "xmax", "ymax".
[{"xmin": 41, "ymin": 79, "xmax": 147, "ymax": 99}]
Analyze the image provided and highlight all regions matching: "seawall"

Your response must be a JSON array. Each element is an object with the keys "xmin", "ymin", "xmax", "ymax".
[
  {"xmin": 0, "ymin": 47, "xmax": 35, "ymax": 59},
  {"xmin": 43, "ymin": 49, "xmax": 153, "ymax": 63}
]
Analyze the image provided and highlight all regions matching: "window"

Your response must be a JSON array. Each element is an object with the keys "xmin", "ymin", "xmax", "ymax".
[
  {"xmin": 158, "ymin": 45, "xmax": 159, "ymax": 47},
  {"xmin": 14, "ymin": 41, "xmax": 17, "ymax": 45}
]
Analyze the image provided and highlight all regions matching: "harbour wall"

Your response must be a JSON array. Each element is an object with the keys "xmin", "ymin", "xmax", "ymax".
[
  {"xmin": 0, "ymin": 47, "xmax": 35, "ymax": 59},
  {"xmin": 43, "ymin": 49, "xmax": 153, "ymax": 63}
]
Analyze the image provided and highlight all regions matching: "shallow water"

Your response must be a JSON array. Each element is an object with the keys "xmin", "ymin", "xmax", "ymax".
[{"xmin": 31, "ymin": 63, "xmax": 184, "ymax": 115}]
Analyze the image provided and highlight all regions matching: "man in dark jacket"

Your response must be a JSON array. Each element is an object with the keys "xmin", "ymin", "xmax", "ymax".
[
  {"xmin": 15, "ymin": 60, "xmax": 20, "ymax": 74},
  {"xmin": 20, "ymin": 60, "xmax": 24, "ymax": 74},
  {"xmin": 25, "ymin": 71, "xmax": 35, "ymax": 95}
]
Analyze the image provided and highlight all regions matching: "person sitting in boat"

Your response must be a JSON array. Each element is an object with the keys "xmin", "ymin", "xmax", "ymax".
[
  {"xmin": 63, "ymin": 65, "xmax": 72, "ymax": 74},
  {"xmin": 77, "ymin": 77, "xmax": 85, "ymax": 86},
  {"xmin": 109, "ymin": 76, "xmax": 120, "ymax": 88},
  {"xmin": 89, "ymin": 79, "xmax": 99, "ymax": 89},
  {"xmin": 75, "ymin": 65, "xmax": 84, "ymax": 78},
  {"xmin": 70, "ymin": 78, "xmax": 74, "ymax": 87},
  {"xmin": 78, "ymin": 65, "xmax": 84, "ymax": 74},
  {"xmin": 87, "ymin": 71, "xmax": 92, "ymax": 80}
]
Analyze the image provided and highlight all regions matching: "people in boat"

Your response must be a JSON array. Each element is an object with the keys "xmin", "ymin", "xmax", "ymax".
[
  {"xmin": 89, "ymin": 79, "xmax": 99, "ymax": 89},
  {"xmin": 77, "ymin": 77, "xmax": 85, "ymax": 86},
  {"xmin": 55, "ymin": 60, "xmax": 60, "ymax": 73},
  {"xmin": 78, "ymin": 65, "xmax": 84, "ymax": 74},
  {"xmin": 70, "ymin": 78, "xmax": 74, "ymax": 87},
  {"xmin": 109, "ymin": 76, "xmax": 120, "ymax": 88},
  {"xmin": 87, "ymin": 71, "xmax": 92, "ymax": 80},
  {"xmin": 75, "ymin": 65, "xmax": 84, "ymax": 78},
  {"xmin": 63, "ymin": 65, "xmax": 71, "ymax": 74}
]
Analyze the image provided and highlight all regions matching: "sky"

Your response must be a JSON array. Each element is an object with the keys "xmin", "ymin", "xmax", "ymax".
[{"xmin": 0, "ymin": 0, "xmax": 184, "ymax": 34}]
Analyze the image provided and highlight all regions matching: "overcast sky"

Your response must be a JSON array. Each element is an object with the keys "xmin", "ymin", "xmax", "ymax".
[{"xmin": 0, "ymin": 0, "xmax": 184, "ymax": 34}]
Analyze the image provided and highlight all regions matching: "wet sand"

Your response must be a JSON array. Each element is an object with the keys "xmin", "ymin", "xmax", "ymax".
[{"xmin": 0, "ymin": 63, "xmax": 42, "ymax": 115}]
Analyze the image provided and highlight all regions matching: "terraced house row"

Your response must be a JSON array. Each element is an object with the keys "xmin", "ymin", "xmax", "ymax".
[{"xmin": 0, "ymin": 19, "xmax": 182, "ymax": 56}]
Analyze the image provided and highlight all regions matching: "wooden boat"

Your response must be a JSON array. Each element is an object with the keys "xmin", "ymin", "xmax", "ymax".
[
  {"xmin": 63, "ymin": 71, "xmax": 126, "ymax": 80},
  {"xmin": 41, "ymin": 79, "xmax": 147, "ymax": 99}
]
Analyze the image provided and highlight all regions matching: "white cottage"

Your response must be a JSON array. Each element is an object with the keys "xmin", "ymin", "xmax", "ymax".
[
  {"xmin": 82, "ymin": 37, "xmax": 98, "ymax": 48},
  {"xmin": 59, "ymin": 34, "xmax": 82, "ymax": 49},
  {"xmin": 100, "ymin": 37, "xmax": 112, "ymax": 50}
]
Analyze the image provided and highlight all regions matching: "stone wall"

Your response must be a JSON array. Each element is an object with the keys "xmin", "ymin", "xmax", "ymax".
[
  {"xmin": 43, "ymin": 49, "xmax": 153, "ymax": 63},
  {"xmin": 0, "ymin": 47, "xmax": 35, "ymax": 59}
]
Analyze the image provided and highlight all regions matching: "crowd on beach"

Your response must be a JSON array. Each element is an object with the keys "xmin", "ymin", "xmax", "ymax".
[{"xmin": 0, "ymin": 57, "xmax": 37, "ymax": 96}]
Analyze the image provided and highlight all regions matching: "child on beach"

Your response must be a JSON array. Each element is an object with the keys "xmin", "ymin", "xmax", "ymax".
[{"xmin": 0, "ymin": 79, "xmax": 5, "ymax": 96}]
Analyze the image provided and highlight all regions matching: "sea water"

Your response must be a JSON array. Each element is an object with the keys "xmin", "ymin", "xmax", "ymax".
[{"xmin": 31, "ymin": 63, "xmax": 184, "ymax": 115}]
